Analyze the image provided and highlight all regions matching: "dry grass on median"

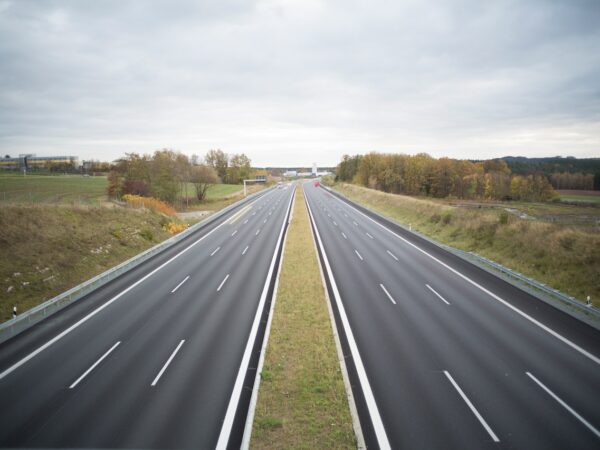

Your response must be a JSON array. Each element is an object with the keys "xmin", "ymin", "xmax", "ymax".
[{"xmin": 251, "ymin": 187, "xmax": 356, "ymax": 449}]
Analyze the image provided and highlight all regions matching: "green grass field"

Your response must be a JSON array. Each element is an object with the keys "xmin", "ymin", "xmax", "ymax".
[
  {"xmin": 0, "ymin": 173, "xmax": 108, "ymax": 205},
  {"xmin": 559, "ymin": 194, "xmax": 600, "ymax": 204}
]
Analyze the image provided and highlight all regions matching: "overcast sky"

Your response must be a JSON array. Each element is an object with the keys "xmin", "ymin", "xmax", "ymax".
[{"xmin": 0, "ymin": 0, "xmax": 599, "ymax": 167}]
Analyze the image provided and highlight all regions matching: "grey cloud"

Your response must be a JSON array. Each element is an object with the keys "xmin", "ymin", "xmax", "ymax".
[{"xmin": 0, "ymin": 0, "xmax": 599, "ymax": 166}]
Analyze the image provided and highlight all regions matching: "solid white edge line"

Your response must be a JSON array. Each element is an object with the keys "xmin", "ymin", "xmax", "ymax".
[
  {"xmin": 151, "ymin": 339, "xmax": 185, "ymax": 387},
  {"xmin": 444, "ymin": 370, "xmax": 500, "ymax": 442},
  {"xmin": 305, "ymin": 189, "xmax": 391, "ymax": 450},
  {"xmin": 354, "ymin": 249, "xmax": 364, "ymax": 261},
  {"xmin": 0, "ymin": 189, "xmax": 277, "ymax": 382},
  {"xmin": 426, "ymin": 284, "xmax": 451, "ymax": 305},
  {"xmin": 379, "ymin": 284, "xmax": 397, "ymax": 305},
  {"xmin": 216, "ymin": 185, "xmax": 296, "ymax": 450},
  {"xmin": 69, "ymin": 341, "xmax": 121, "ymax": 389},
  {"xmin": 386, "ymin": 250, "xmax": 399, "ymax": 261},
  {"xmin": 303, "ymin": 184, "xmax": 367, "ymax": 449},
  {"xmin": 211, "ymin": 247, "xmax": 221, "ymax": 256},
  {"xmin": 171, "ymin": 275, "xmax": 190, "ymax": 293},
  {"xmin": 526, "ymin": 371, "xmax": 600, "ymax": 438},
  {"xmin": 327, "ymin": 189, "xmax": 600, "ymax": 366},
  {"xmin": 241, "ymin": 186, "xmax": 297, "ymax": 449},
  {"xmin": 217, "ymin": 274, "xmax": 230, "ymax": 292},
  {"xmin": 242, "ymin": 245, "xmax": 249, "ymax": 255}
]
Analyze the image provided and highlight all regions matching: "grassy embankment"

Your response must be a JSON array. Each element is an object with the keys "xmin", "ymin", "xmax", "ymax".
[
  {"xmin": 251, "ymin": 187, "xmax": 355, "ymax": 449},
  {"xmin": 332, "ymin": 183, "xmax": 600, "ymax": 307},
  {"xmin": 0, "ymin": 173, "xmax": 263, "ymax": 321},
  {"xmin": 558, "ymin": 189, "xmax": 600, "ymax": 205}
]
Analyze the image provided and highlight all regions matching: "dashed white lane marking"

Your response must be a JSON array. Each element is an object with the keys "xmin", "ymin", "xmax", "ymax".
[
  {"xmin": 151, "ymin": 340, "xmax": 185, "ymax": 387},
  {"xmin": 231, "ymin": 230, "xmax": 238, "ymax": 237},
  {"xmin": 256, "ymin": 229, "xmax": 261, "ymax": 236},
  {"xmin": 379, "ymin": 284, "xmax": 397, "ymax": 305},
  {"xmin": 333, "ymin": 221, "xmax": 338, "ymax": 226},
  {"xmin": 526, "ymin": 372, "xmax": 600, "ymax": 438},
  {"xmin": 242, "ymin": 245, "xmax": 249, "ymax": 255},
  {"xmin": 426, "ymin": 284, "xmax": 451, "ymax": 305},
  {"xmin": 444, "ymin": 371, "xmax": 500, "ymax": 442},
  {"xmin": 342, "ymin": 232, "xmax": 348, "ymax": 239},
  {"xmin": 171, "ymin": 276, "xmax": 190, "ymax": 293},
  {"xmin": 386, "ymin": 250, "xmax": 399, "ymax": 261},
  {"xmin": 354, "ymin": 249, "xmax": 364, "ymax": 261},
  {"xmin": 69, "ymin": 341, "xmax": 121, "ymax": 389},
  {"xmin": 353, "ymin": 221, "xmax": 359, "ymax": 226},
  {"xmin": 211, "ymin": 247, "xmax": 221, "ymax": 257},
  {"xmin": 217, "ymin": 274, "xmax": 230, "ymax": 292},
  {"xmin": 244, "ymin": 219, "xmax": 249, "ymax": 224}
]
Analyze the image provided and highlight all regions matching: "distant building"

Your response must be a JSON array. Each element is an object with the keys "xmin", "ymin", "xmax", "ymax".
[
  {"xmin": 0, "ymin": 154, "xmax": 79, "ymax": 171},
  {"xmin": 283, "ymin": 170, "xmax": 298, "ymax": 177}
]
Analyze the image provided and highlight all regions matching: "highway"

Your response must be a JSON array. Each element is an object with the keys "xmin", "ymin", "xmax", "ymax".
[
  {"xmin": 304, "ymin": 182, "xmax": 600, "ymax": 450},
  {"xmin": 0, "ymin": 184, "xmax": 295, "ymax": 449}
]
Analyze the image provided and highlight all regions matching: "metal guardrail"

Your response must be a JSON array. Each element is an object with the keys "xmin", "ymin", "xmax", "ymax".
[
  {"xmin": 322, "ymin": 185, "xmax": 600, "ymax": 325},
  {"xmin": 0, "ymin": 187, "xmax": 273, "ymax": 344}
]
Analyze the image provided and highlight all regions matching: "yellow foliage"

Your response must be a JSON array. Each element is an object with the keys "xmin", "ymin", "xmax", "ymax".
[
  {"xmin": 122, "ymin": 194, "xmax": 176, "ymax": 216},
  {"xmin": 163, "ymin": 222, "xmax": 188, "ymax": 234}
]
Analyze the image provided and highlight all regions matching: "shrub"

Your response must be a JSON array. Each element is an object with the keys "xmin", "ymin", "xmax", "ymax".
[
  {"xmin": 122, "ymin": 194, "xmax": 176, "ymax": 216},
  {"xmin": 139, "ymin": 228, "xmax": 154, "ymax": 241},
  {"xmin": 163, "ymin": 222, "xmax": 188, "ymax": 234},
  {"xmin": 499, "ymin": 211, "xmax": 509, "ymax": 225}
]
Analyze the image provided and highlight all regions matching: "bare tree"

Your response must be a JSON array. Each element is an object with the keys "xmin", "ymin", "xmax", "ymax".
[{"xmin": 191, "ymin": 165, "xmax": 218, "ymax": 201}]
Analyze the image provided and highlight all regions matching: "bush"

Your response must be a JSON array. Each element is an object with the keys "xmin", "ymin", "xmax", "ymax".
[
  {"xmin": 122, "ymin": 194, "xmax": 176, "ymax": 216},
  {"xmin": 499, "ymin": 211, "xmax": 509, "ymax": 224}
]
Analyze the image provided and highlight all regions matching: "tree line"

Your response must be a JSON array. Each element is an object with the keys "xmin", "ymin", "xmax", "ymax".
[
  {"xmin": 107, "ymin": 149, "xmax": 252, "ymax": 204},
  {"xmin": 335, "ymin": 153, "xmax": 557, "ymax": 201}
]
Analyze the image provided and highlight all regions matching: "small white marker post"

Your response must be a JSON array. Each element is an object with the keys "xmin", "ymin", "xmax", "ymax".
[
  {"xmin": 12, "ymin": 306, "xmax": 17, "ymax": 319},
  {"xmin": 587, "ymin": 296, "xmax": 592, "ymax": 307}
]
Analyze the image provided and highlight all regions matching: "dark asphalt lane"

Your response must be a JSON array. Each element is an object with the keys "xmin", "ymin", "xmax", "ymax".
[
  {"xmin": 304, "ymin": 182, "xmax": 599, "ymax": 450},
  {"xmin": 0, "ymin": 184, "xmax": 295, "ymax": 449}
]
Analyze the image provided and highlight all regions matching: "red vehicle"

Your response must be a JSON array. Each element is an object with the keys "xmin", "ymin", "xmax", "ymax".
[{"xmin": 313, "ymin": 180, "xmax": 320, "ymax": 187}]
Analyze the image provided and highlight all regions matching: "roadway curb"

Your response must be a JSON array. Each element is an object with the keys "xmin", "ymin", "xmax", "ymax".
[
  {"xmin": 323, "ymin": 185, "xmax": 600, "ymax": 330},
  {"xmin": 0, "ymin": 187, "xmax": 274, "ymax": 344},
  {"xmin": 303, "ymin": 184, "xmax": 367, "ymax": 450}
]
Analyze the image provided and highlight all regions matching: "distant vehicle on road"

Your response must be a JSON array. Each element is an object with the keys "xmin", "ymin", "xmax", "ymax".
[{"xmin": 314, "ymin": 180, "xmax": 320, "ymax": 187}]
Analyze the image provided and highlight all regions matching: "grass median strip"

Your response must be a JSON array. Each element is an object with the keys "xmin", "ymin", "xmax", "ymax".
[{"xmin": 251, "ymin": 187, "xmax": 356, "ymax": 449}]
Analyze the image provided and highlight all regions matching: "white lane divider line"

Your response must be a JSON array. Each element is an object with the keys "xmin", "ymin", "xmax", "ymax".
[
  {"xmin": 386, "ymin": 250, "xmax": 399, "ymax": 261},
  {"xmin": 341, "ymin": 232, "xmax": 348, "ymax": 239},
  {"xmin": 328, "ymin": 189, "xmax": 600, "ymax": 366},
  {"xmin": 243, "ymin": 219, "xmax": 249, "ymax": 224},
  {"xmin": 151, "ymin": 340, "xmax": 185, "ymax": 387},
  {"xmin": 242, "ymin": 245, "xmax": 249, "ymax": 256},
  {"xmin": 426, "ymin": 284, "xmax": 450, "ymax": 305},
  {"xmin": 366, "ymin": 232, "xmax": 374, "ymax": 239},
  {"xmin": 526, "ymin": 371, "xmax": 600, "ymax": 438},
  {"xmin": 353, "ymin": 221, "xmax": 359, "ymax": 226},
  {"xmin": 211, "ymin": 247, "xmax": 221, "ymax": 257},
  {"xmin": 379, "ymin": 284, "xmax": 397, "ymax": 305},
  {"xmin": 255, "ymin": 229, "xmax": 261, "ymax": 236},
  {"xmin": 333, "ymin": 221, "xmax": 338, "ymax": 226},
  {"xmin": 444, "ymin": 371, "xmax": 500, "ymax": 442},
  {"xmin": 217, "ymin": 274, "xmax": 230, "ymax": 292},
  {"xmin": 231, "ymin": 230, "xmax": 238, "ymax": 237},
  {"xmin": 303, "ymin": 192, "xmax": 391, "ymax": 450},
  {"xmin": 354, "ymin": 249, "xmax": 364, "ymax": 261},
  {"xmin": 69, "ymin": 341, "xmax": 121, "ymax": 389},
  {"xmin": 263, "ymin": 218, "xmax": 267, "ymax": 224},
  {"xmin": 328, "ymin": 213, "xmax": 331, "ymax": 217},
  {"xmin": 171, "ymin": 276, "xmax": 190, "ymax": 293}
]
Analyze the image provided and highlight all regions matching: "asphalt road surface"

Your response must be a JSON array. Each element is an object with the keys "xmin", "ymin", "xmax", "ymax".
[
  {"xmin": 0, "ymin": 184, "xmax": 295, "ymax": 449},
  {"xmin": 304, "ymin": 182, "xmax": 599, "ymax": 450}
]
